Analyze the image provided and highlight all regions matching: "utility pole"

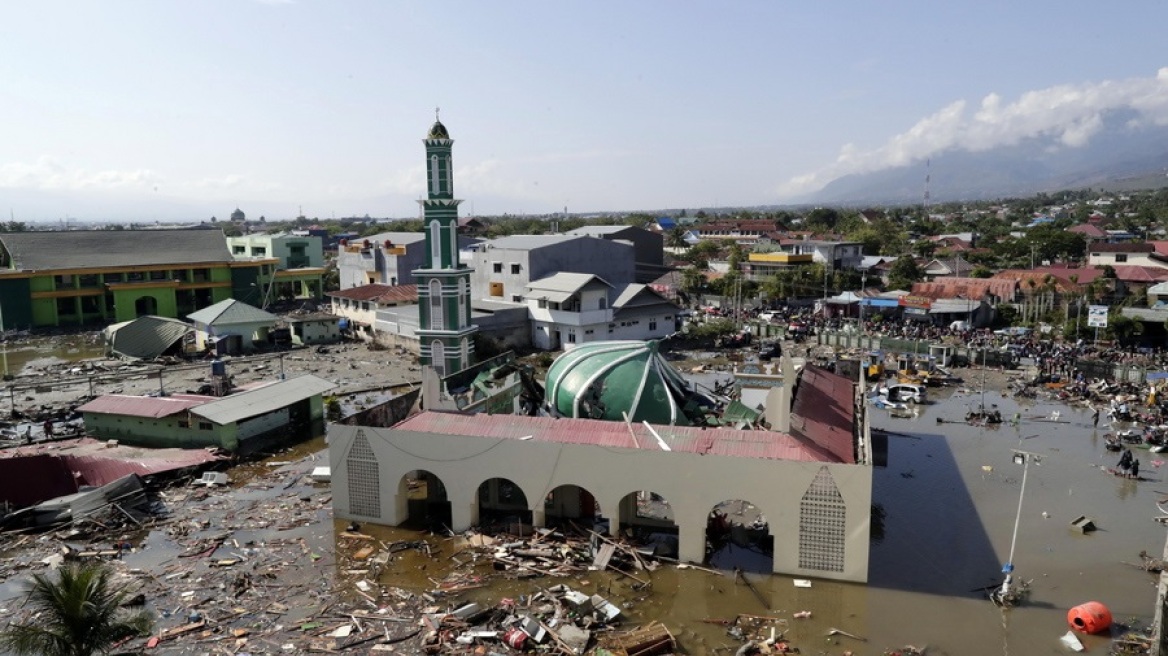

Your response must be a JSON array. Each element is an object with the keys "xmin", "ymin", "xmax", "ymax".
[{"xmin": 997, "ymin": 448, "xmax": 1041, "ymax": 606}]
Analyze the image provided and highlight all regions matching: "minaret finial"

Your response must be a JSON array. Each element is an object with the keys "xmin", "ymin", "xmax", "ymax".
[{"xmin": 435, "ymin": 106, "xmax": 440, "ymax": 122}]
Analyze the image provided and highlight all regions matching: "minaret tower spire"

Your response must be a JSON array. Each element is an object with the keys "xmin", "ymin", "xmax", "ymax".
[{"xmin": 413, "ymin": 113, "xmax": 477, "ymax": 375}]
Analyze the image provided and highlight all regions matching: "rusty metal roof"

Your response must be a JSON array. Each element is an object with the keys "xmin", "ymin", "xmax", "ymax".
[
  {"xmin": 911, "ymin": 277, "xmax": 1018, "ymax": 302},
  {"xmin": 328, "ymin": 284, "xmax": 418, "ymax": 304},
  {"xmin": 77, "ymin": 394, "xmax": 214, "ymax": 418},
  {"xmin": 393, "ymin": 409, "xmax": 844, "ymax": 464},
  {"xmin": 789, "ymin": 365, "xmax": 858, "ymax": 464},
  {"xmin": 0, "ymin": 438, "xmax": 223, "ymax": 504},
  {"xmin": 1090, "ymin": 242, "xmax": 1155, "ymax": 253}
]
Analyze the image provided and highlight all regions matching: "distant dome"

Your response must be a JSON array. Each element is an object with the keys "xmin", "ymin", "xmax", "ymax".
[
  {"xmin": 545, "ymin": 340, "xmax": 695, "ymax": 426},
  {"xmin": 427, "ymin": 120, "xmax": 450, "ymax": 139},
  {"xmin": 230, "ymin": 208, "xmax": 245, "ymax": 222}
]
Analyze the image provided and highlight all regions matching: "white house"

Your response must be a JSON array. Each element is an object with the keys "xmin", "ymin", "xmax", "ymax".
[
  {"xmin": 187, "ymin": 299, "xmax": 279, "ymax": 354},
  {"xmin": 525, "ymin": 272, "xmax": 681, "ymax": 350}
]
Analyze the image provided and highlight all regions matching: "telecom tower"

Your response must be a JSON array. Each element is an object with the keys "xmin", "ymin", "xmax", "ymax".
[
  {"xmin": 923, "ymin": 158, "xmax": 932, "ymax": 218},
  {"xmin": 413, "ymin": 112, "xmax": 477, "ymax": 375}
]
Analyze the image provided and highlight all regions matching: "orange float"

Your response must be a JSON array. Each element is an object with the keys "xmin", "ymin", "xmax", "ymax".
[{"xmin": 1067, "ymin": 601, "xmax": 1112, "ymax": 634}]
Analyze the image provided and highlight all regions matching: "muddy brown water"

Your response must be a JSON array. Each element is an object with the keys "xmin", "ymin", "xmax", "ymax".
[{"xmin": 349, "ymin": 386, "xmax": 1166, "ymax": 655}]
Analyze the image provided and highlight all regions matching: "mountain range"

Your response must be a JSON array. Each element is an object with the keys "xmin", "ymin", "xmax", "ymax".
[{"xmin": 800, "ymin": 115, "xmax": 1168, "ymax": 206}]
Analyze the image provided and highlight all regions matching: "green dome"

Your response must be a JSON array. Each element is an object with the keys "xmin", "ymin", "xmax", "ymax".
[
  {"xmin": 545, "ymin": 340, "xmax": 694, "ymax": 426},
  {"xmin": 427, "ymin": 120, "xmax": 450, "ymax": 139}
]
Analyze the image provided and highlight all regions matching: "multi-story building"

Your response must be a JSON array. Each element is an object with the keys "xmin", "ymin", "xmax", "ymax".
[
  {"xmin": 0, "ymin": 229, "xmax": 283, "ymax": 329},
  {"xmin": 565, "ymin": 225, "xmax": 666, "ymax": 283},
  {"xmin": 471, "ymin": 234, "xmax": 636, "ymax": 305},
  {"xmin": 524, "ymin": 272, "xmax": 680, "ymax": 349},
  {"xmin": 226, "ymin": 232, "xmax": 326, "ymax": 303},
  {"xmin": 336, "ymin": 231, "xmax": 480, "ymax": 289}
]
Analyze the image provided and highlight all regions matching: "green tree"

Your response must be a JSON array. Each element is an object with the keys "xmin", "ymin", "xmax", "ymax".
[
  {"xmin": 887, "ymin": 256, "xmax": 923, "ymax": 291},
  {"xmin": 666, "ymin": 227, "xmax": 689, "ymax": 249},
  {"xmin": 0, "ymin": 563, "xmax": 152, "ymax": 656}
]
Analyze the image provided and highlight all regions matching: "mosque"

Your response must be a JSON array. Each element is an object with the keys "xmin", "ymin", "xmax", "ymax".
[{"xmin": 328, "ymin": 117, "xmax": 874, "ymax": 582}]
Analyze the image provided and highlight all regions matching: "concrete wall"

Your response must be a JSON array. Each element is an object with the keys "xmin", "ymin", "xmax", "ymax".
[
  {"xmin": 82, "ymin": 411, "xmax": 231, "ymax": 450},
  {"xmin": 330, "ymin": 424, "xmax": 872, "ymax": 583},
  {"xmin": 472, "ymin": 238, "xmax": 635, "ymax": 304}
]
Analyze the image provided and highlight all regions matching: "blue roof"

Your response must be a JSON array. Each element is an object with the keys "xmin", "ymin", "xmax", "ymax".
[{"xmin": 657, "ymin": 217, "xmax": 677, "ymax": 230}]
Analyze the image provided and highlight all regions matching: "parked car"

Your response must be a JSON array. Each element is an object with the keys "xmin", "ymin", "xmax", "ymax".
[{"xmin": 758, "ymin": 341, "xmax": 782, "ymax": 361}]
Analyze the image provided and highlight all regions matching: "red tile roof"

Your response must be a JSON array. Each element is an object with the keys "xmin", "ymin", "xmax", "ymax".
[
  {"xmin": 328, "ymin": 284, "xmax": 418, "ymax": 304},
  {"xmin": 1149, "ymin": 241, "xmax": 1168, "ymax": 257},
  {"xmin": 1111, "ymin": 265, "xmax": 1168, "ymax": 283},
  {"xmin": 77, "ymin": 394, "xmax": 214, "ymax": 418},
  {"xmin": 1068, "ymin": 223, "xmax": 1109, "ymax": 238}
]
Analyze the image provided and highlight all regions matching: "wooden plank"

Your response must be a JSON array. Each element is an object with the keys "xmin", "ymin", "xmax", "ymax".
[{"xmin": 592, "ymin": 543, "xmax": 616, "ymax": 570}]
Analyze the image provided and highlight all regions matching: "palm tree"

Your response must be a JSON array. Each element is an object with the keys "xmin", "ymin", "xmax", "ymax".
[{"xmin": 0, "ymin": 563, "xmax": 152, "ymax": 656}]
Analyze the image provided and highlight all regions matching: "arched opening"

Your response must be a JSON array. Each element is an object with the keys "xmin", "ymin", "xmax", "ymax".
[
  {"xmin": 618, "ymin": 490, "xmax": 678, "ymax": 559},
  {"xmin": 706, "ymin": 499, "xmax": 773, "ymax": 573},
  {"xmin": 397, "ymin": 470, "xmax": 451, "ymax": 531},
  {"xmin": 476, "ymin": 477, "xmax": 531, "ymax": 533},
  {"xmin": 134, "ymin": 296, "xmax": 158, "ymax": 317},
  {"xmin": 544, "ymin": 484, "xmax": 605, "ymax": 533}
]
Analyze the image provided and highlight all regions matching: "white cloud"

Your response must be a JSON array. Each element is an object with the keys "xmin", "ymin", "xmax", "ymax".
[
  {"xmin": 0, "ymin": 157, "xmax": 161, "ymax": 191},
  {"xmin": 780, "ymin": 68, "xmax": 1168, "ymax": 197}
]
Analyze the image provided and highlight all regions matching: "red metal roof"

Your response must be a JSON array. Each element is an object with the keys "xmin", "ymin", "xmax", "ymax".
[
  {"xmin": 393, "ymin": 412, "xmax": 842, "ymax": 462},
  {"xmin": 328, "ymin": 284, "xmax": 418, "ymax": 304},
  {"xmin": 77, "ymin": 394, "xmax": 214, "ymax": 418},
  {"xmin": 789, "ymin": 365, "xmax": 857, "ymax": 464},
  {"xmin": 0, "ymin": 439, "xmax": 223, "ymax": 505}
]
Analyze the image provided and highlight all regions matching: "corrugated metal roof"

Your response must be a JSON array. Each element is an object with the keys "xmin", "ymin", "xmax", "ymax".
[
  {"xmin": 911, "ymin": 277, "xmax": 1018, "ymax": 302},
  {"xmin": 190, "ymin": 374, "xmax": 334, "ymax": 425},
  {"xmin": 187, "ymin": 298, "xmax": 278, "ymax": 326},
  {"xmin": 355, "ymin": 231, "xmax": 427, "ymax": 245},
  {"xmin": 0, "ymin": 229, "xmax": 232, "ymax": 271},
  {"xmin": 486, "ymin": 234, "xmax": 582, "ymax": 250},
  {"xmin": 392, "ymin": 409, "xmax": 844, "ymax": 463},
  {"xmin": 329, "ymin": 284, "xmax": 418, "ymax": 303},
  {"xmin": 103, "ymin": 315, "xmax": 192, "ymax": 359},
  {"xmin": 566, "ymin": 226, "xmax": 630, "ymax": 236},
  {"xmin": 788, "ymin": 364, "xmax": 857, "ymax": 464},
  {"xmin": 527, "ymin": 272, "xmax": 612, "ymax": 295},
  {"xmin": 77, "ymin": 394, "xmax": 214, "ymax": 418},
  {"xmin": 1091, "ymin": 242, "xmax": 1155, "ymax": 253},
  {"xmin": 0, "ymin": 438, "xmax": 224, "ymax": 497}
]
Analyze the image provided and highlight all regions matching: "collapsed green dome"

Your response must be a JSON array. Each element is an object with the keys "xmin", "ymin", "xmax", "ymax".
[{"xmin": 545, "ymin": 340, "xmax": 696, "ymax": 426}]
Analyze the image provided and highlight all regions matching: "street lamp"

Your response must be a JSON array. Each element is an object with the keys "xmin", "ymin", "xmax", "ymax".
[{"xmin": 995, "ymin": 448, "xmax": 1040, "ymax": 607}]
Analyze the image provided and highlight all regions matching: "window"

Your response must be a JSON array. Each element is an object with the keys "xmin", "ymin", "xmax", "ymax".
[
  {"xmin": 457, "ymin": 279, "xmax": 467, "ymax": 328},
  {"xmin": 799, "ymin": 467, "xmax": 846, "ymax": 572},
  {"xmin": 584, "ymin": 329, "xmax": 594, "ymax": 335},
  {"xmin": 56, "ymin": 297, "xmax": 75, "ymax": 316},
  {"xmin": 178, "ymin": 420, "xmax": 189, "ymax": 428},
  {"xmin": 199, "ymin": 422, "xmax": 213, "ymax": 430},
  {"xmin": 649, "ymin": 320, "xmax": 657, "ymax": 331},
  {"xmin": 431, "ymin": 340, "xmax": 445, "ymax": 375},
  {"xmin": 429, "ymin": 280, "xmax": 444, "ymax": 327},
  {"xmin": 538, "ymin": 299, "xmax": 547, "ymax": 309},
  {"xmin": 54, "ymin": 275, "xmax": 74, "ymax": 289},
  {"xmin": 173, "ymin": 270, "xmax": 188, "ymax": 282},
  {"xmin": 598, "ymin": 297, "xmax": 607, "ymax": 310},
  {"xmin": 1115, "ymin": 254, "xmax": 1128, "ymax": 263},
  {"xmin": 251, "ymin": 247, "xmax": 267, "ymax": 256},
  {"xmin": 361, "ymin": 302, "xmax": 370, "ymax": 311},
  {"xmin": 78, "ymin": 274, "xmax": 99, "ymax": 288},
  {"xmin": 510, "ymin": 263, "xmax": 521, "ymax": 274},
  {"xmin": 512, "ymin": 295, "xmax": 522, "ymax": 303},
  {"xmin": 493, "ymin": 262, "xmax": 503, "ymax": 273},
  {"xmin": 567, "ymin": 331, "xmax": 577, "ymax": 343},
  {"xmin": 149, "ymin": 270, "xmax": 167, "ymax": 281},
  {"xmin": 430, "ymin": 155, "xmax": 440, "ymax": 195},
  {"xmin": 346, "ymin": 430, "xmax": 381, "ymax": 517},
  {"xmin": 233, "ymin": 245, "xmax": 246, "ymax": 254},
  {"xmin": 104, "ymin": 272, "xmax": 124, "ymax": 284},
  {"xmin": 430, "ymin": 221, "xmax": 441, "ymax": 266}
]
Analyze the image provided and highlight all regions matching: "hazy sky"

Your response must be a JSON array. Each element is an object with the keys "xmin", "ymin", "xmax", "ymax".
[{"xmin": 2, "ymin": 1, "xmax": 1167, "ymax": 221}]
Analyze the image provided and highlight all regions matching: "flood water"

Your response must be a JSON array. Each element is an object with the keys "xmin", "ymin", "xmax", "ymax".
[
  {"xmin": 357, "ymin": 385, "xmax": 1166, "ymax": 655},
  {"xmin": 0, "ymin": 335, "xmax": 107, "ymax": 376}
]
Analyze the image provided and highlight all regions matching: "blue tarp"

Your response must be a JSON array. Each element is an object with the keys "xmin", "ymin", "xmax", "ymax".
[
  {"xmin": 1148, "ymin": 372, "xmax": 1168, "ymax": 381},
  {"xmin": 860, "ymin": 298, "xmax": 901, "ymax": 307}
]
